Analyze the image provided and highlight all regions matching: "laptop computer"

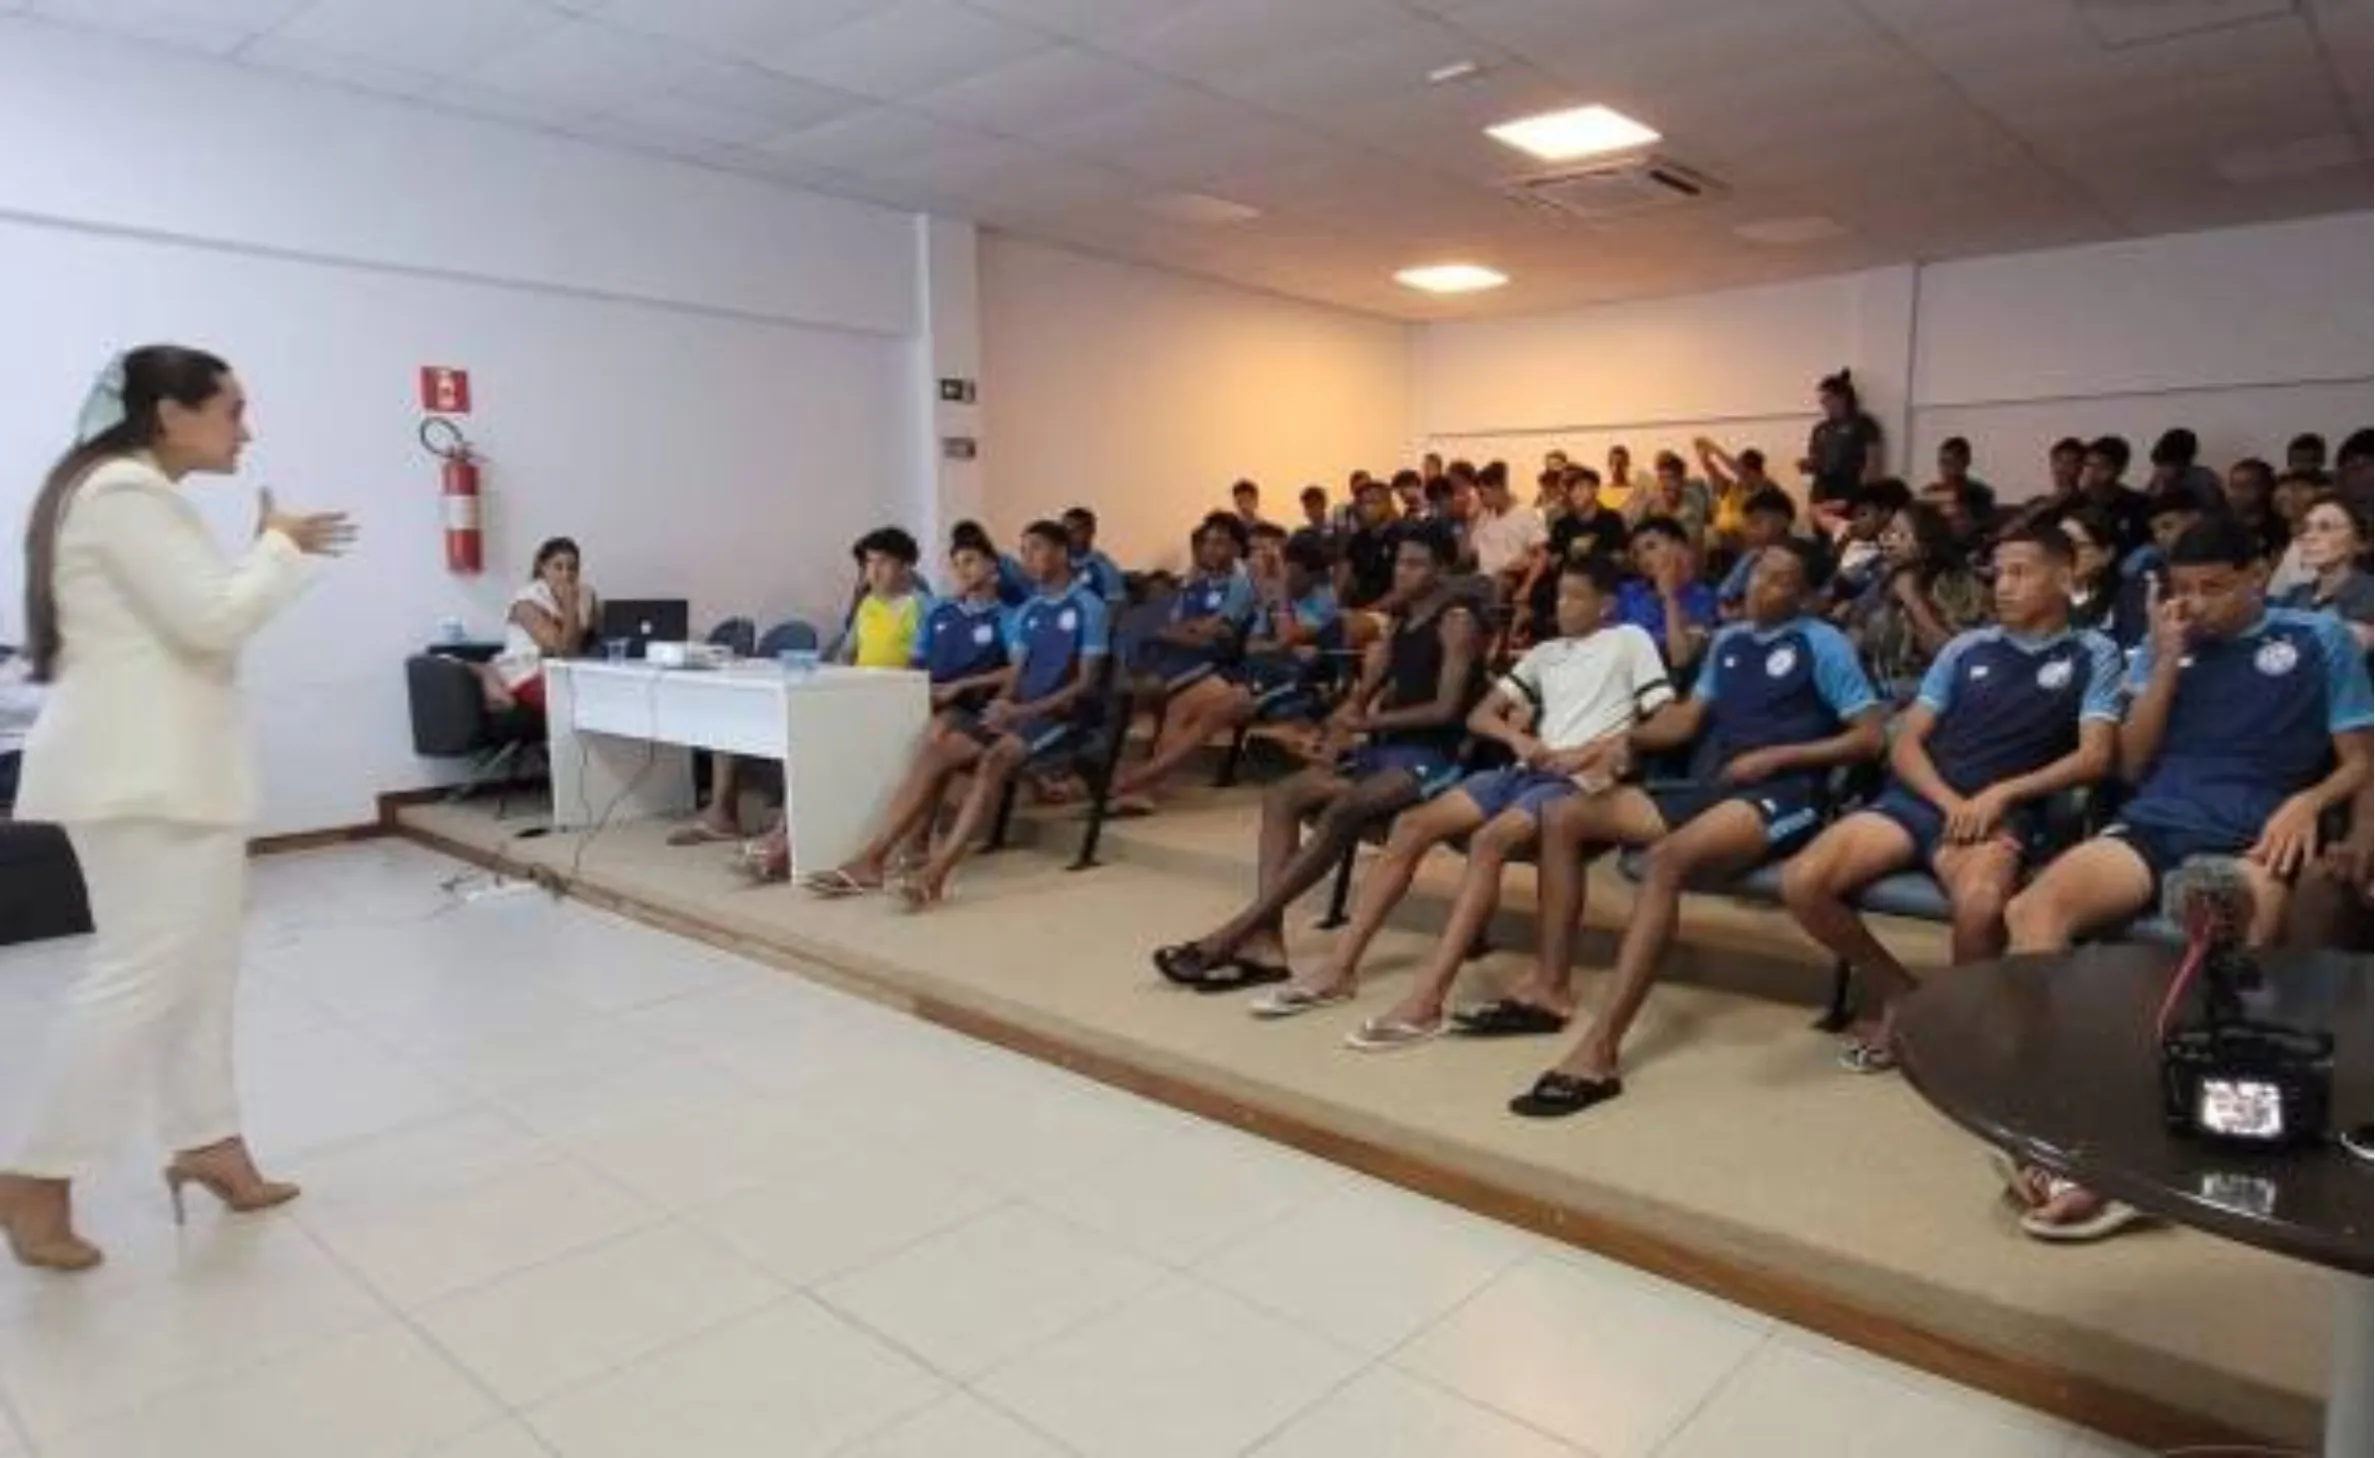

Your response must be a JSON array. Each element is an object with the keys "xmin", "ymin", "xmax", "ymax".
[{"xmin": 595, "ymin": 599, "xmax": 690, "ymax": 660}]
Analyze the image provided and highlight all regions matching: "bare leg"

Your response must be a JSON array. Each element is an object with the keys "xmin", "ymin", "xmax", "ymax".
[
  {"xmin": 1112, "ymin": 679, "xmax": 1247, "ymax": 800},
  {"xmin": 1194, "ymin": 771, "xmax": 1419, "ymax": 963},
  {"xmin": 1189, "ymin": 768, "xmax": 1349, "ymax": 964},
  {"xmin": 834, "ymin": 737, "xmax": 982, "ymax": 883},
  {"xmin": 1514, "ymin": 788, "xmax": 1668, "ymax": 1015},
  {"xmin": 1293, "ymin": 792, "xmax": 1485, "ymax": 997},
  {"xmin": 473, "ymin": 662, "xmax": 516, "ymax": 713},
  {"xmin": 1377, "ymin": 809, "xmax": 1537, "ymax": 1026},
  {"xmin": 1935, "ymin": 839, "xmax": 2023, "ymax": 965},
  {"xmin": 2004, "ymin": 838, "xmax": 2155, "ymax": 953},
  {"xmin": 1778, "ymin": 811, "xmax": 1921, "ymax": 1042},
  {"xmin": 909, "ymin": 737, "xmax": 1026, "ymax": 905},
  {"xmin": 1551, "ymin": 801, "xmax": 1771, "ymax": 1082}
]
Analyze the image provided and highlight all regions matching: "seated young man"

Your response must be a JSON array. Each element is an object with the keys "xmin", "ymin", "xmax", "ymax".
[
  {"xmin": 1616, "ymin": 515, "xmax": 1718, "ymax": 668},
  {"xmin": 1262, "ymin": 557, "xmax": 1675, "ymax": 1049},
  {"xmin": 805, "ymin": 521, "xmax": 1108, "ymax": 908},
  {"xmin": 1110, "ymin": 514, "xmax": 1259, "ymax": 808},
  {"xmin": 1149, "ymin": 524, "xmax": 1481, "ymax": 996},
  {"xmin": 1063, "ymin": 507, "xmax": 1127, "ymax": 604},
  {"xmin": 1511, "ymin": 539, "xmax": 1886, "ymax": 1117},
  {"xmin": 1995, "ymin": 516, "xmax": 2371, "ymax": 1239},
  {"xmin": 1110, "ymin": 528, "xmax": 1339, "ymax": 811},
  {"xmin": 1779, "ymin": 527, "xmax": 2122, "ymax": 1071},
  {"xmin": 1714, "ymin": 487, "xmax": 1797, "ymax": 616}
]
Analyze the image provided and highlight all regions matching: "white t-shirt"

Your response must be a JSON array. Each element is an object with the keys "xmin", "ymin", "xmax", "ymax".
[
  {"xmin": 1501, "ymin": 624, "xmax": 1674, "ymax": 750},
  {"xmin": 494, "ymin": 580, "xmax": 595, "ymax": 689},
  {"xmin": 1472, "ymin": 504, "xmax": 1548, "ymax": 576}
]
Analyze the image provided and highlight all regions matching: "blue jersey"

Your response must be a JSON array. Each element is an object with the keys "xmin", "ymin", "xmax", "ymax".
[
  {"xmin": 1172, "ymin": 568, "xmax": 1256, "ymax": 630},
  {"xmin": 2122, "ymin": 607, "xmax": 2374, "ymax": 841},
  {"xmin": 993, "ymin": 554, "xmax": 1034, "ymax": 608},
  {"xmin": 1617, "ymin": 579, "xmax": 1720, "ymax": 658},
  {"xmin": 1692, "ymin": 617, "xmax": 1877, "ymax": 771},
  {"xmin": 1070, "ymin": 549, "xmax": 1126, "ymax": 603},
  {"xmin": 1251, "ymin": 584, "xmax": 1340, "ymax": 644},
  {"xmin": 1007, "ymin": 585, "xmax": 1111, "ymax": 704},
  {"xmin": 912, "ymin": 596, "xmax": 1009, "ymax": 685},
  {"xmin": 1912, "ymin": 626, "xmax": 2122, "ymax": 796}
]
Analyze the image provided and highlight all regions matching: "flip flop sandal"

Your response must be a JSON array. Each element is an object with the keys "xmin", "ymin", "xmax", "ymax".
[
  {"xmin": 1508, "ymin": 1071, "xmax": 1624, "ymax": 1119},
  {"xmin": 1101, "ymin": 796, "xmax": 1158, "ymax": 820},
  {"xmin": 798, "ymin": 869, "xmax": 877, "ymax": 899},
  {"xmin": 2020, "ymin": 1195, "xmax": 2148, "ymax": 1243},
  {"xmin": 892, "ymin": 873, "xmax": 956, "ymax": 912},
  {"xmin": 1452, "ymin": 999, "xmax": 1570, "ymax": 1038},
  {"xmin": 1248, "ymin": 984, "xmax": 1354, "ymax": 1019},
  {"xmin": 667, "ymin": 822, "xmax": 740, "ymax": 847},
  {"xmin": 1836, "ymin": 1040, "xmax": 1899, "ymax": 1075},
  {"xmin": 733, "ymin": 841, "xmax": 789, "ymax": 883},
  {"xmin": 1152, "ymin": 943, "xmax": 1219, "ymax": 987},
  {"xmin": 1986, "ymin": 1149, "xmax": 2052, "ymax": 1210},
  {"xmin": 1190, "ymin": 959, "xmax": 1293, "ymax": 995},
  {"xmin": 1344, "ymin": 1016, "xmax": 1446, "ymax": 1052}
]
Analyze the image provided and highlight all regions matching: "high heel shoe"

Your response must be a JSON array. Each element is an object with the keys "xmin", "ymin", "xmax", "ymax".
[
  {"xmin": 162, "ymin": 1162, "xmax": 301, "ymax": 1226},
  {"xmin": 0, "ymin": 1176, "xmax": 102, "ymax": 1272}
]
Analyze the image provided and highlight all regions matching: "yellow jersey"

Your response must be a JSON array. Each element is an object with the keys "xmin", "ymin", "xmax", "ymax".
[{"xmin": 850, "ymin": 592, "xmax": 925, "ymax": 669}]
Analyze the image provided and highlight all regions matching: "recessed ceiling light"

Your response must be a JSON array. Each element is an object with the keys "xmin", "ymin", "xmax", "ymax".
[
  {"xmin": 1733, "ymin": 215, "xmax": 1848, "ymax": 245},
  {"xmin": 1138, "ymin": 192, "xmax": 1261, "ymax": 224},
  {"xmin": 1486, "ymin": 104, "xmax": 1659, "ymax": 163},
  {"xmin": 1427, "ymin": 60, "xmax": 1482, "ymax": 84},
  {"xmin": 1395, "ymin": 263, "xmax": 1509, "ymax": 294}
]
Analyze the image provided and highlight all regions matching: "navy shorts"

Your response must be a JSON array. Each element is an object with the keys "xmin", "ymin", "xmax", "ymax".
[
  {"xmin": 2103, "ymin": 819, "xmax": 2258, "ymax": 886},
  {"xmin": 1227, "ymin": 656, "xmax": 1324, "ymax": 722},
  {"xmin": 1339, "ymin": 743, "xmax": 1464, "ymax": 801},
  {"xmin": 1140, "ymin": 643, "xmax": 1223, "ymax": 695},
  {"xmin": 1648, "ymin": 775, "xmax": 1826, "ymax": 855},
  {"xmin": 954, "ymin": 710, "xmax": 1077, "ymax": 766},
  {"xmin": 1866, "ymin": 787, "xmax": 2050, "ymax": 865},
  {"xmin": 1456, "ymin": 766, "xmax": 1579, "ymax": 824}
]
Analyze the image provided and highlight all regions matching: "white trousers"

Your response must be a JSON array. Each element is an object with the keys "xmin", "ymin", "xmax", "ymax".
[{"xmin": 14, "ymin": 820, "xmax": 248, "ymax": 1179}]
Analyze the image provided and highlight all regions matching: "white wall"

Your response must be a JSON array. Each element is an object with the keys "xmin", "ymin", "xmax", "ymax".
[
  {"xmin": 1412, "ymin": 213, "xmax": 2372, "ymax": 503},
  {"xmin": 978, "ymin": 235, "xmax": 1411, "ymax": 570},
  {"xmin": 0, "ymin": 23, "xmax": 928, "ymax": 836}
]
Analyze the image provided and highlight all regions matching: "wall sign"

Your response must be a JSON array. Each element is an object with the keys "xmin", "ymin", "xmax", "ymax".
[
  {"xmin": 420, "ymin": 366, "xmax": 472, "ymax": 414},
  {"xmin": 938, "ymin": 377, "xmax": 976, "ymax": 404},
  {"xmin": 941, "ymin": 436, "xmax": 978, "ymax": 461}
]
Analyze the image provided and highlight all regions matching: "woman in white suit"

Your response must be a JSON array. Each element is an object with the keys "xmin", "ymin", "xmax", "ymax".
[{"xmin": 0, "ymin": 346, "xmax": 351, "ymax": 1272}]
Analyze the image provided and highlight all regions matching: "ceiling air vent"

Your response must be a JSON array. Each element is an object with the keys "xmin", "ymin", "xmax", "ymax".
[{"xmin": 1508, "ymin": 155, "xmax": 1719, "ymax": 221}]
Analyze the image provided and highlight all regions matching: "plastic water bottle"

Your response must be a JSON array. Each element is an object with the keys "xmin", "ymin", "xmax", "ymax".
[{"xmin": 437, "ymin": 616, "xmax": 466, "ymax": 645}]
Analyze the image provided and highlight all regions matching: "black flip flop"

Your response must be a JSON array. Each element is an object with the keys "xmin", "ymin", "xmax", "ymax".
[
  {"xmin": 1508, "ymin": 1071, "xmax": 1624, "ymax": 1119},
  {"xmin": 1153, "ymin": 943, "xmax": 1218, "ymax": 987},
  {"xmin": 1452, "ymin": 999, "xmax": 1570, "ymax": 1038},
  {"xmin": 1189, "ymin": 958, "xmax": 1293, "ymax": 995}
]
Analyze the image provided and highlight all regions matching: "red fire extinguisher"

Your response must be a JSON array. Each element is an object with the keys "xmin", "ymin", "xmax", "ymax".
[{"xmin": 419, "ymin": 417, "xmax": 482, "ymax": 574}]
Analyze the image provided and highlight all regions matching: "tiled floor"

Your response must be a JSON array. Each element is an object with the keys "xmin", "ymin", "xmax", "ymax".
[{"xmin": 0, "ymin": 840, "xmax": 2151, "ymax": 1458}]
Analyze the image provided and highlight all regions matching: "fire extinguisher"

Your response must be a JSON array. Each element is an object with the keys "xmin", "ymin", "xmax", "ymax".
[{"xmin": 419, "ymin": 417, "xmax": 482, "ymax": 574}]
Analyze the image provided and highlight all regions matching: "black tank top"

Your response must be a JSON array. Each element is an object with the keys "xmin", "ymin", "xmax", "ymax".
[{"xmin": 1375, "ymin": 599, "xmax": 1479, "ymax": 754}]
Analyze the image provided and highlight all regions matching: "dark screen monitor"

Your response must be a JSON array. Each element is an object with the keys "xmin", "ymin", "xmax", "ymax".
[{"xmin": 595, "ymin": 599, "xmax": 689, "ymax": 659}]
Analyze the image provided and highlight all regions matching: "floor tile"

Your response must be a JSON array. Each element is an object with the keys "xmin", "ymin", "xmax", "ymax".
[
  {"xmin": 414, "ymin": 1224, "xmax": 784, "ymax": 1405},
  {"xmin": 1027, "ymin": 1122, "xmax": 1346, "ymax": 1265},
  {"xmin": 1656, "ymin": 1337, "xmax": 2073, "ymax": 1458},
  {"xmin": 494, "ymin": 1056, "xmax": 749, "ymax": 1143},
  {"xmin": 686, "ymin": 1147, "xmax": 1007, "ymax": 1288},
  {"xmin": 238, "ymin": 1020, "xmax": 470, "ymax": 1158},
  {"xmin": 1392, "ymin": 1254, "xmax": 1766, "ymax": 1458},
  {"xmin": 1194, "ymin": 1179, "xmax": 1539, "ymax": 1356},
  {"xmin": 977, "ymin": 1278, "xmax": 1365, "ymax": 1458},
  {"xmin": 1249, "ymin": 1367, "xmax": 1585, "ymax": 1458},
  {"xmin": 523, "ymin": 1297, "xmax": 945, "ymax": 1458},
  {"xmin": 560, "ymin": 1095, "xmax": 874, "ymax": 1212},
  {"xmin": 613, "ymin": 977, "xmax": 855, "ymax": 1053},
  {"xmin": 0, "ymin": 1228, "xmax": 386, "ymax": 1440},
  {"xmin": 279, "ymin": 1109, "xmax": 552, "ymax": 1217},
  {"xmin": 37, "ymin": 1320, "xmax": 496, "ymax": 1458},
  {"xmin": 815, "ymin": 1203, "xmax": 1167, "ymax": 1378},
  {"xmin": 382, "ymin": 1013, "xmax": 672, "ymax": 1099},
  {"xmin": 840, "ymin": 1392, "xmax": 1072, "ymax": 1458},
  {"xmin": 299, "ymin": 1155, "xmax": 659, "ymax": 1307},
  {"xmin": 426, "ymin": 1421, "xmax": 556, "ymax": 1458}
]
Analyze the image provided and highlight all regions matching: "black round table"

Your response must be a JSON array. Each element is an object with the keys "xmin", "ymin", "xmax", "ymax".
[{"xmin": 1897, "ymin": 945, "xmax": 2371, "ymax": 1457}]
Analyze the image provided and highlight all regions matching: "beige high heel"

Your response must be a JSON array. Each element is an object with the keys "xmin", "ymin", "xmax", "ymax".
[
  {"xmin": 0, "ymin": 1175, "xmax": 103, "ymax": 1273},
  {"xmin": 163, "ymin": 1155, "xmax": 300, "ymax": 1226}
]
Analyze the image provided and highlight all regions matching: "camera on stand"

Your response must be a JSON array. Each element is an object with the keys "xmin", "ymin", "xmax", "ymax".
[{"xmin": 2154, "ymin": 861, "xmax": 2333, "ymax": 1148}]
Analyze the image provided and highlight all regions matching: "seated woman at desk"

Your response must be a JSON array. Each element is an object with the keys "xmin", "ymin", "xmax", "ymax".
[{"xmin": 477, "ymin": 537, "xmax": 592, "ymax": 713}]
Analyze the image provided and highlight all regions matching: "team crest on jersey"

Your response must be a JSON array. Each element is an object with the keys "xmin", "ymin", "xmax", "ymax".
[
  {"xmin": 1969, "ymin": 664, "xmax": 1990, "ymax": 681},
  {"xmin": 2035, "ymin": 657, "xmax": 2073, "ymax": 690},
  {"xmin": 1764, "ymin": 645, "xmax": 1797, "ymax": 679},
  {"xmin": 973, "ymin": 624, "xmax": 996, "ymax": 645},
  {"xmin": 1058, "ymin": 609, "xmax": 1079, "ymax": 632},
  {"xmin": 2255, "ymin": 638, "xmax": 2300, "ymax": 676}
]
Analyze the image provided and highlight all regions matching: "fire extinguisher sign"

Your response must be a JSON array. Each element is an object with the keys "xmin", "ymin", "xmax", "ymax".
[{"xmin": 419, "ymin": 366, "xmax": 472, "ymax": 415}]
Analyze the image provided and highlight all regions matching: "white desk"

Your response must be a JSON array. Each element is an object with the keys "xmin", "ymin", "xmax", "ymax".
[{"xmin": 543, "ymin": 660, "xmax": 929, "ymax": 877}]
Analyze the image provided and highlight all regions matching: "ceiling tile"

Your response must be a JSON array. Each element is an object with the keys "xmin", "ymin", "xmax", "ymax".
[
  {"xmin": 270, "ymin": 0, "xmax": 571, "ymax": 77},
  {"xmin": 760, "ymin": 104, "xmax": 997, "ymax": 174},
  {"xmin": 237, "ymin": 33, "xmax": 444, "ymax": 98},
  {"xmin": 757, "ymin": 0, "xmax": 1057, "ymax": 99},
  {"xmin": 1200, "ymin": 15, "xmax": 1517, "ymax": 115},
  {"xmin": 1098, "ymin": 0, "xmax": 1427, "ymax": 86},
  {"xmin": 464, "ymin": 19, "xmax": 718, "ymax": 116},
  {"xmin": 588, "ymin": 0, "xmax": 881, "ymax": 53},
  {"xmin": 909, "ymin": 46, "xmax": 1152, "ymax": 133},
  {"xmin": 960, "ymin": 0, "xmax": 1186, "ymax": 41},
  {"xmin": 28, "ymin": 0, "xmax": 313, "ymax": 54}
]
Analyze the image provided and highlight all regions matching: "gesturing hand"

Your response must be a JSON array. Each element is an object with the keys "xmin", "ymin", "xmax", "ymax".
[
  {"xmin": 257, "ymin": 489, "xmax": 357, "ymax": 558},
  {"xmin": 2145, "ymin": 576, "xmax": 2190, "ymax": 666}
]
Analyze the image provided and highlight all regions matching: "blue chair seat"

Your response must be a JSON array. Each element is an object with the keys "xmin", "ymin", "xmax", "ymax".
[{"xmin": 1854, "ymin": 871, "xmax": 1951, "ymax": 921}]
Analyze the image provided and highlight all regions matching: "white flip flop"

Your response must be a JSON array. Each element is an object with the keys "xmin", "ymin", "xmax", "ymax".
[{"xmin": 1249, "ymin": 985, "xmax": 1354, "ymax": 1020}]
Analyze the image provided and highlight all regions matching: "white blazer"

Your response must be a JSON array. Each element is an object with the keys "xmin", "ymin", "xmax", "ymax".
[{"xmin": 13, "ymin": 457, "xmax": 313, "ymax": 828}]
